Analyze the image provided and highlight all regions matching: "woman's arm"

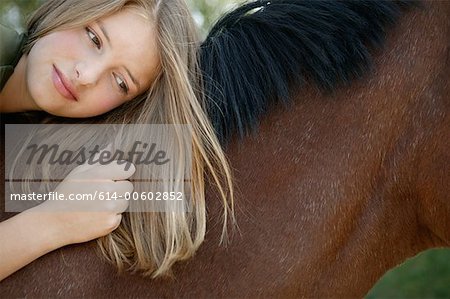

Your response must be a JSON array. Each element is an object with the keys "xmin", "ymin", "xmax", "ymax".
[
  {"xmin": 0, "ymin": 210, "xmax": 65, "ymax": 281},
  {"xmin": 0, "ymin": 160, "xmax": 134, "ymax": 281}
]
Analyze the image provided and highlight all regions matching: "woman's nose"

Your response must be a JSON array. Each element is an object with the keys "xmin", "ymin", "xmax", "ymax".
[{"xmin": 74, "ymin": 61, "xmax": 104, "ymax": 86}]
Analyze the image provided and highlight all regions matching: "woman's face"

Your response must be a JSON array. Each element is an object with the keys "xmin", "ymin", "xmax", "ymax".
[{"xmin": 26, "ymin": 8, "xmax": 160, "ymax": 118}]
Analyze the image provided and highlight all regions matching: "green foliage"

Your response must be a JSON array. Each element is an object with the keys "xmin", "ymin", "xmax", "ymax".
[
  {"xmin": 0, "ymin": 0, "xmax": 44, "ymax": 16},
  {"xmin": 187, "ymin": 0, "xmax": 242, "ymax": 36},
  {"xmin": 0, "ymin": 0, "xmax": 45, "ymax": 30},
  {"xmin": 366, "ymin": 248, "xmax": 450, "ymax": 298}
]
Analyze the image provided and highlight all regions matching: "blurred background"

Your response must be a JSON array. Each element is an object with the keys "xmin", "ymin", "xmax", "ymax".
[
  {"xmin": 0, "ymin": 0, "xmax": 242, "ymax": 36},
  {"xmin": 1, "ymin": 1, "xmax": 449, "ymax": 297}
]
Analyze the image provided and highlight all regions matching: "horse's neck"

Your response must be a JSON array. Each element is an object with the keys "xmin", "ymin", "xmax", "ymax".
[{"xmin": 212, "ymin": 1, "xmax": 449, "ymax": 295}]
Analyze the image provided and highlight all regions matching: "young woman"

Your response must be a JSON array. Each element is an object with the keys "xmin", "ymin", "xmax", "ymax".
[{"xmin": 0, "ymin": 0, "xmax": 234, "ymax": 280}]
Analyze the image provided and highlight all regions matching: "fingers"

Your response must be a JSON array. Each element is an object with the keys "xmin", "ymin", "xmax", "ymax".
[
  {"xmin": 97, "ymin": 181, "xmax": 131, "ymax": 214},
  {"xmin": 114, "ymin": 197, "xmax": 130, "ymax": 214},
  {"xmin": 110, "ymin": 214, "xmax": 123, "ymax": 232},
  {"xmin": 70, "ymin": 144, "xmax": 135, "ymax": 181},
  {"xmin": 111, "ymin": 181, "xmax": 132, "ymax": 213},
  {"xmin": 80, "ymin": 161, "xmax": 136, "ymax": 181},
  {"xmin": 114, "ymin": 180, "xmax": 134, "ymax": 194},
  {"xmin": 93, "ymin": 181, "xmax": 132, "ymax": 213},
  {"xmin": 68, "ymin": 161, "xmax": 135, "ymax": 180}
]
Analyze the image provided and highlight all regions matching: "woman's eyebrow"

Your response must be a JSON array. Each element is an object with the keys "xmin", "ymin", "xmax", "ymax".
[
  {"xmin": 97, "ymin": 20, "xmax": 141, "ymax": 90},
  {"xmin": 125, "ymin": 68, "xmax": 141, "ymax": 90},
  {"xmin": 98, "ymin": 20, "xmax": 111, "ymax": 45}
]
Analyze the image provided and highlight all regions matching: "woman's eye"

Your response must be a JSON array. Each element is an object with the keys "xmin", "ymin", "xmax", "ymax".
[
  {"xmin": 114, "ymin": 75, "xmax": 129, "ymax": 95},
  {"xmin": 86, "ymin": 27, "xmax": 101, "ymax": 49}
]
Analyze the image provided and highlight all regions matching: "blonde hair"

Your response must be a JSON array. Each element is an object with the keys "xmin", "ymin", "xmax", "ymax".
[{"xmin": 23, "ymin": 0, "xmax": 235, "ymax": 277}]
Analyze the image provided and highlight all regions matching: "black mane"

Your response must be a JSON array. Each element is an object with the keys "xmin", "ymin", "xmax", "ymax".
[{"xmin": 199, "ymin": 0, "xmax": 418, "ymax": 144}]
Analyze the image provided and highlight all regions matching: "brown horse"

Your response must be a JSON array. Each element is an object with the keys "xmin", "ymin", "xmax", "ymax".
[{"xmin": 1, "ymin": 0, "xmax": 449, "ymax": 297}]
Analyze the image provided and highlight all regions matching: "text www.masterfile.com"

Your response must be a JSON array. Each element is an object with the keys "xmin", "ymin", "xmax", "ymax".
[{"xmin": 9, "ymin": 191, "xmax": 185, "ymax": 201}]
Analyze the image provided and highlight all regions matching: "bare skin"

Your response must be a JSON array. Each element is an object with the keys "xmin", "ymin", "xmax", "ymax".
[
  {"xmin": 0, "ymin": 161, "xmax": 134, "ymax": 281},
  {"xmin": 0, "ymin": 8, "xmax": 159, "ymax": 117}
]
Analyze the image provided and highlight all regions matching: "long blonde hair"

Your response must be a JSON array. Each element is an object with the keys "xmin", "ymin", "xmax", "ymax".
[{"xmin": 23, "ymin": 0, "xmax": 235, "ymax": 277}]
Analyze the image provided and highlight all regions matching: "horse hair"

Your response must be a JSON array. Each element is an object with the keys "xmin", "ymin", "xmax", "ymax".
[{"xmin": 199, "ymin": 0, "xmax": 419, "ymax": 144}]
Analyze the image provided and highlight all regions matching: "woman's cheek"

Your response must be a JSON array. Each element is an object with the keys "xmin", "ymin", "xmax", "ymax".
[{"xmin": 95, "ymin": 94, "xmax": 124, "ymax": 114}]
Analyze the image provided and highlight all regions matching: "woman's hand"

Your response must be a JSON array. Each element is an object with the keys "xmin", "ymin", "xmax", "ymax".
[
  {"xmin": 31, "ymin": 160, "xmax": 135, "ymax": 246},
  {"xmin": 0, "ymin": 160, "xmax": 134, "ymax": 281}
]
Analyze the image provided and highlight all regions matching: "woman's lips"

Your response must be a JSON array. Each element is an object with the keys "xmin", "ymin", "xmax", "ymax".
[{"xmin": 52, "ymin": 65, "xmax": 78, "ymax": 101}]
